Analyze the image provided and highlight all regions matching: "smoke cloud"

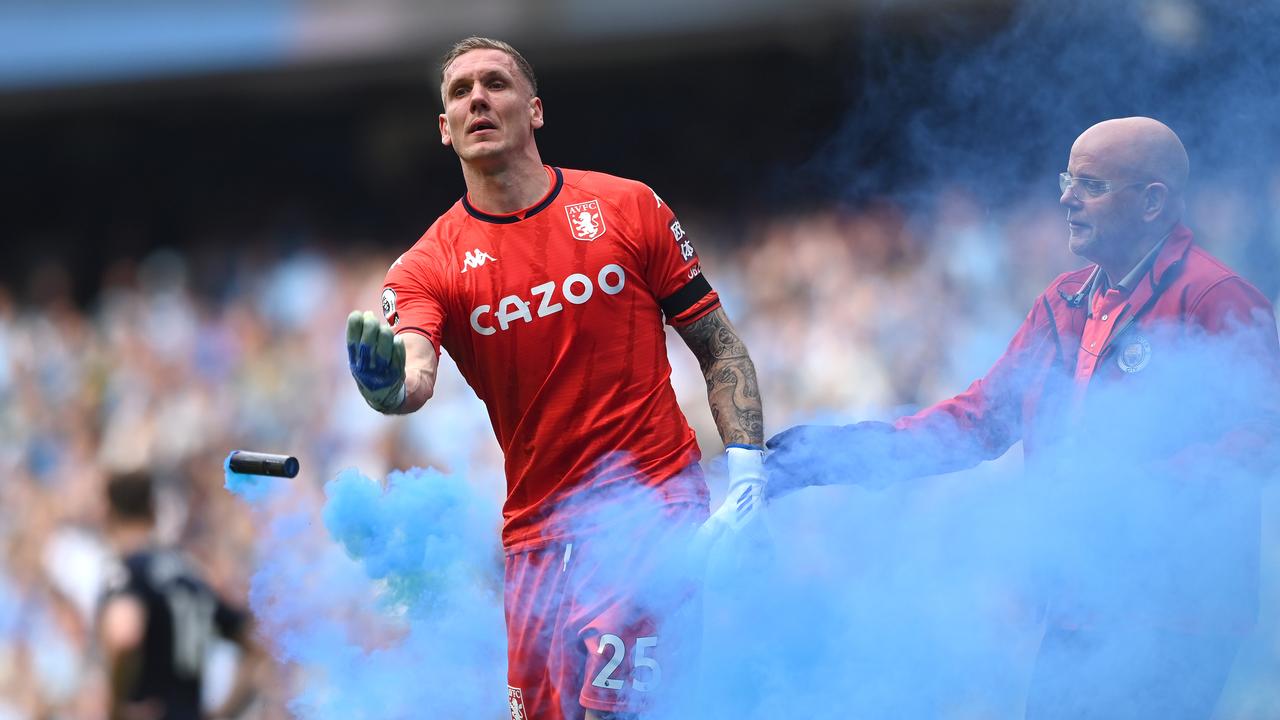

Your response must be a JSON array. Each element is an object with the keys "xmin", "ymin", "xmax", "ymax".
[
  {"xmin": 814, "ymin": 0, "xmax": 1280, "ymax": 214},
  {"xmin": 228, "ymin": 318, "xmax": 1278, "ymax": 718},
  {"xmin": 224, "ymin": 464, "xmax": 506, "ymax": 718}
]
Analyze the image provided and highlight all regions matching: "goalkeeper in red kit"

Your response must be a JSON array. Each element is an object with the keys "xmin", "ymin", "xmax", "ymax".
[{"xmin": 345, "ymin": 37, "xmax": 765, "ymax": 720}]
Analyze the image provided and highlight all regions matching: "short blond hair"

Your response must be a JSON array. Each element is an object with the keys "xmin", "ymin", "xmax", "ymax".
[{"xmin": 439, "ymin": 37, "xmax": 538, "ymax": 100}]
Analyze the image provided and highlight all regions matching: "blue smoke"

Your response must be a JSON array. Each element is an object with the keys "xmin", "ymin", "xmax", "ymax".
[
  {"xmin": 815, "ymin": 0, "xmax": 1280, "ymax": 217},
  {"xmin": 225, "ymin": 332, "xmax": 1276, "ymax": 717},
  {"xmin": 753, "ymin": 327, "xmax": 1278, "ymax": 718},
  {"xmin": 225, "ymin": 464, "xmax": 505, "ymax": 719}
]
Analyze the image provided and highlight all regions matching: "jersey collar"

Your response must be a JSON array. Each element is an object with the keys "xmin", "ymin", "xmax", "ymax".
[{"xmin": 462, "ymin": 166, "xmax": 564, "ymax": 224}]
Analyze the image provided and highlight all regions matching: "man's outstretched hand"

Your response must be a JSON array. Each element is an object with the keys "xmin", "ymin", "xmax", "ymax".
[
  {"xmin": 346, "ymin": 310, "xmax": 407, "ymax": 414},
  {"xmin": 764, "ymin": 421, "xmax": 898, "ymax": 499}
]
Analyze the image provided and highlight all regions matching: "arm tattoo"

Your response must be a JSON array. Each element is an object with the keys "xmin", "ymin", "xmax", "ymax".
[{"xmin": 675, "ymin": 307, "xmax": 764, "ymax": 447}]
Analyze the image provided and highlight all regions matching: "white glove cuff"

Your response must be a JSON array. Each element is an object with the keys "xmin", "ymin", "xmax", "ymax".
[
  {"xmin": 725, "ymin": 445, "xmax": 764, "ymax": 488},
  {"xmin": 370, "ymin": 381, "xmax": 406, "ymax": 414}
]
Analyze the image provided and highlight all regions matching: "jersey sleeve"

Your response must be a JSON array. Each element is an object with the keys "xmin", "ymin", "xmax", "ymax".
[
  {"xmin": 1190, "ymin": 276, "xmax": 1280, "ymax": 348},
  {"xmin": 1182, "ymin": 277, "xmax": 1280, "ymax": 471},
  {"xmin": 888, "ymin": 292, "xmax": 1060, "ymax": 477},
  {"xmin": 382, "ymin": 250, "xmax": 447, "ymax": 353},
  {"xmin": 633, "ymin": 185, "xmax": 720, "ymax": 326}
]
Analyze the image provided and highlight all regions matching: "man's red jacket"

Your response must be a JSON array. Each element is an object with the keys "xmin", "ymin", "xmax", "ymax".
[{"xmin": 884, "ymin": 224, "xmax": 1280, "ymax": 631}]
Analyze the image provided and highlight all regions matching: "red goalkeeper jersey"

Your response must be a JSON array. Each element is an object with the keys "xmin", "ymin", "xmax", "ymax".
[{"xmin": 382, "ymin": 166, "xmax": 718, "ymax": 551}]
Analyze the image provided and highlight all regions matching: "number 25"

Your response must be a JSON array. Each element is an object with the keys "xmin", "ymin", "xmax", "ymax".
[{"xmin": 591, "ymin": 634, "xmax": 660, "ymax": 692}]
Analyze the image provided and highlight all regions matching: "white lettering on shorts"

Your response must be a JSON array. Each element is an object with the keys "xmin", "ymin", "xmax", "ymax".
[{"xmin": 591, "ymin": 634, "xmax": 662, "ymax": 692}]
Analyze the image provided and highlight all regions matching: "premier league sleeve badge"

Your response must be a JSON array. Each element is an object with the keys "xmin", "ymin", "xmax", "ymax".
[
  {"xmin": 1116, "ymin": 334, "xmax": 1152, "ymax": 373},
  {"xmin": 381, "ymin": 287, "xmax": 399, "ymax": 326}
]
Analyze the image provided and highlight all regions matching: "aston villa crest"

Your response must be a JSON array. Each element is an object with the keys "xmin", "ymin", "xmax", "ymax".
[
  {"xmin": 507, "ymin": 686, "xmax": 527, "ymax": 720},
  {"xmin": 565, "ymin": 199, "xmax": 607, "ymax": 241}
]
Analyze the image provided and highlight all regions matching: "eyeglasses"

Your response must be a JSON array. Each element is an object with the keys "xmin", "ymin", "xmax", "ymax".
[{"xmin": 1059, "ymin": 172, "xmax": 1147, "ymax": 200}]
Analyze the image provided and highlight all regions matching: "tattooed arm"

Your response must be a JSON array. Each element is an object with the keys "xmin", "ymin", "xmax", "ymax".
[{"xmin": 675, "ymin": 307, "xmax": 764, "ymax": 447}]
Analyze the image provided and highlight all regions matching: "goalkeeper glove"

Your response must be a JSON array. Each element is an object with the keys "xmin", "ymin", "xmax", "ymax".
[
  {"xmin": 706, "ymin": 444, "xmax": 766, "ymax": 536},
  {"xmin": 346, "ymin": 310, "xmax": 406, "ymax": 413},
  {"xmin": 691, "ymin": 445, "xmax": 771, "ymax": 576}
]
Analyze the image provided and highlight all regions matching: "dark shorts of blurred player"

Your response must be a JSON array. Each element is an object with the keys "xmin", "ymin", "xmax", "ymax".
[{"xmin": 504, "ymin": 481, "xmax": 708, "ymax": 720}]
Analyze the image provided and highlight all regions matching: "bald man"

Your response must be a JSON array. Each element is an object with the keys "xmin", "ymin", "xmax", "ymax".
[{"xmin": 766, "ymin": 118, "xmax": 1280, "ymax": 718}]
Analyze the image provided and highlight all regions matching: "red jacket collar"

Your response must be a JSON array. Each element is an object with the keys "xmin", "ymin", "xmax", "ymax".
[
  {"xmin": 1108, "ymin": 224, "xmax": 1193, "ymax": 312},
  {"xmin": 1150, "ymin": 224, "xmax": 1193, "ymax": 288}
]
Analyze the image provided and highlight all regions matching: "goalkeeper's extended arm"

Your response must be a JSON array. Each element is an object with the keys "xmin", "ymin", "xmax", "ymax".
[{"xmin": 346, "ymin": 310, "xmax": 438, "ymax": 414}]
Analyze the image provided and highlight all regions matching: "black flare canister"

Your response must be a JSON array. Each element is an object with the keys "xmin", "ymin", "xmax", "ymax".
[{"xmin": 227, "ymin": 451, "xmax": 299, "ymax": 478}]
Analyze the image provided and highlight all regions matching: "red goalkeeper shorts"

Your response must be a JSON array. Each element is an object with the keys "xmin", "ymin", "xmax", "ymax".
[{"xmin": 503, "ymin": 499, "xmax": 707, "ymax": 720}]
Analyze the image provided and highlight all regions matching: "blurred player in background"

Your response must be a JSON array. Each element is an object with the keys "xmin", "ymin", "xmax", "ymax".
[
  {"xmin": 98, "ymin": 471, "xmax": 262, "ymax": 720},
  {"xmin": 345, "ymin": 37, "xmax": 765, "ymax": 719},
  {"xmin": 767, "ymin": 117, "xmax": 1280, "ymax": 718}
]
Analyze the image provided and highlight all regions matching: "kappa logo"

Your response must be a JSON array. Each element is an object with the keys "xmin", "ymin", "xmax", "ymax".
[
  {"xmin": 507, "ymin": 686, "xmax": 527, "ymax": 720},
  {"xmin": 461, "ymin": 248, "xmax": 497, "ymax": 273},
  {"xmin": 565, "ymin": 199, "xmax": 607, "ymax": 241}
]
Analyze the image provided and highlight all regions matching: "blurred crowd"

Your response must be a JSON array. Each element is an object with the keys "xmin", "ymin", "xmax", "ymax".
[{"xmin": 2, "ymin": 179, "xmax": 1278, "ymax": 718}]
